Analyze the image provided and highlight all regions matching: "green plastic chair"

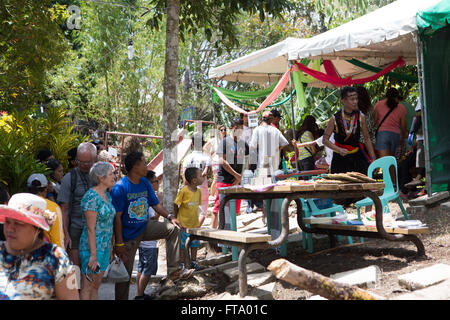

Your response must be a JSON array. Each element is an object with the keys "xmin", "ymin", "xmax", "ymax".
[
  {"xmin": 301, "ymin": 198, "xmax": 353, "ymax": 253},
  {"xmin": 356, "ymin": 156, "xmax": 410, "ymax": 220}
]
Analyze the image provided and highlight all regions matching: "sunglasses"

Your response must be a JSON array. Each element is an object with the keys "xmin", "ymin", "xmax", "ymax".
[{"xmin": 85, "ymin": 263, "xmax": 101, "ymax": 282}]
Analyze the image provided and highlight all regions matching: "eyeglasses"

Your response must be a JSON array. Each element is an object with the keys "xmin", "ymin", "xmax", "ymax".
[
  {"xmin": 76, "ymin": 159, "xmax": 94, "ymax": 166},
  {"xmin": 150, "ymin": 180, "xmax": 158, "ymax": 184},
  {"xmin": 220, "ymin": 129, "xmax": 226, "ymax": 132}
]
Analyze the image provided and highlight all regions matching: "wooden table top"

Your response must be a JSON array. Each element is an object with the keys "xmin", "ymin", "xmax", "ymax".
[{"xmin": 218, "ymin": 182, "xmax": 385, "ymax": 194}]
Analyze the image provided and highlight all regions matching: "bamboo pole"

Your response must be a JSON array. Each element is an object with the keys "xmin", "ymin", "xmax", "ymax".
[{"xmin": 267, "ymin": 258, "xmax": 383, "ymax": 300}]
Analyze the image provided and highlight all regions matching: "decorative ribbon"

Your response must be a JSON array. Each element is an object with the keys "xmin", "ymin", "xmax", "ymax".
[
  {"xmin": 213, "ymin": 70, "xmax": 291, "ymax": 115},
  {"xmin": 334, "ymin": 141, "xmax": 359, "ymax": 154},
  {"xmin": 294, "ymin": 57, "xmax": 406, "ymax": 87},
  {"xmin": 213, "ymin": 83, "xmax": 277, "ymax": 101},
  {"xmin": 346, "ymin": 58, "xmax": 418, "ymax": 83}
]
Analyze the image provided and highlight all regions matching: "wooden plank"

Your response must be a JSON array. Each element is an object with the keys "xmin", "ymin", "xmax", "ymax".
[
  {"xmin": 186, "ymin": 228, "xmax": 272, "ymax": 243},
  {"xmin": 304, "ymin": 222, "xmax": 429, "ymax": 235},
  {"xmin": 218, "ymin": 182, "xmax": 384, "ymax": 194},
  {"xmin": 289, "ymin": 184, "xmax": 316, "ymax": 192},
  {"xmin": 314, "ymin": 183, "xmax": 341, "ymax": 191},
  {"xmin": 338, "ymin": 182, "xmax": 385, "ymax": 191}
]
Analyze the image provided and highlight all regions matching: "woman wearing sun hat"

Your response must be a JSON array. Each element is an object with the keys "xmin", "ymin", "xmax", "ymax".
[{"xmin": 0, "ymin": 193, "xmax": 79, "ymax": 300}]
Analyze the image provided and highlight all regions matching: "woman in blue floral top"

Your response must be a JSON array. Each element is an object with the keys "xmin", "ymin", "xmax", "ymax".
[
  {"xmin": 0, "ymin": 193, "xmax": 79, "ymax": 300},
  {"xmin": 79, "ymin": 162, "xmax": 116, "ymax": 300}
]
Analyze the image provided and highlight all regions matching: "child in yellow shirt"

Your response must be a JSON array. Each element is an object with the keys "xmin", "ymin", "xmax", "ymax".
[{"xmin": 174, "ymin": 167, "xmax": 206, "ymax": 270}]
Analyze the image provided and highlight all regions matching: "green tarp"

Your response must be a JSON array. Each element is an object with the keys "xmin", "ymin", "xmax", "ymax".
[
  {"xmin": 420, "ymin": 3, "xmax": 450, "ymax": 191},
  {"xmin": 417, "ymin": 0, "xmax": 450, "ymax": 36}
]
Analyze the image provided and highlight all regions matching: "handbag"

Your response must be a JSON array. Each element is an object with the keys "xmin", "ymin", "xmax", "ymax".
[{"xmin": 103, "ymin": 255, "xmax": 130, "ymax": 283}]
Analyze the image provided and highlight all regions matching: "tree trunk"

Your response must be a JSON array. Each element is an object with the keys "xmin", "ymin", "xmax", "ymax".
[
  {"xmin": 267, "ymin": 259, "xmax": 382, "ymax": 300},
  {"xmin": 162, "ymin": 0, "xmax": 181, "ymax": 210}
]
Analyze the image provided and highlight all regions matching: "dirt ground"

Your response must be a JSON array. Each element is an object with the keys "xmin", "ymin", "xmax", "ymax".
[{"xmin": 247, "ymin": 202, "xmax": 449, "ymax": 300}]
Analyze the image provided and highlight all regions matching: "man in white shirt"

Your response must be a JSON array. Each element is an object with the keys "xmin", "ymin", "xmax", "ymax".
[{"xmin": 249, "ymin": 111, "xmax": 289, "ymax": 176}]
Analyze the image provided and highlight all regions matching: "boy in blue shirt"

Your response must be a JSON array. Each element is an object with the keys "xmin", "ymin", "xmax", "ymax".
[{"xmin": 111, "ymin": 152, "xmax": 193, "ymax": 300}]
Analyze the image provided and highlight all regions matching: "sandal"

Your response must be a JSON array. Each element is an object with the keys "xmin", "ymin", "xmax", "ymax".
[{"xmin": 168, "ymin": 267, "xmax": 195, "ymax": 281}]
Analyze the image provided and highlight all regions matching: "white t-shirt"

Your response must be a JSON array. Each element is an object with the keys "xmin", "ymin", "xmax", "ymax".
[
  {"xmin": 249, "ymin": 124, "xmax": 288, "ymax": 173},
  {"xmin": 315, "ymin": 134, "xmax": 335, "ymax": 166}
]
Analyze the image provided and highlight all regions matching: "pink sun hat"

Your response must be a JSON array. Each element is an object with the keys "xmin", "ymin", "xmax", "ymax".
[{"xmin": 0, "ymin": 193, "xmax": 56, "ymax": 231}]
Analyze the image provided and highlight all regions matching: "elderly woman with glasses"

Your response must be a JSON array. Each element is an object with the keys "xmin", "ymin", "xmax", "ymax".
[{"xmin": 79, "ymin": 162, "xmax": 116, "ymax": 300}]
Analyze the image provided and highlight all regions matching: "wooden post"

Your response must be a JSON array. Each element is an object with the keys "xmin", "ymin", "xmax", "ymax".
[{"xmin": 268, "ymin": 258, "xmax": 383, "ymax": 300}]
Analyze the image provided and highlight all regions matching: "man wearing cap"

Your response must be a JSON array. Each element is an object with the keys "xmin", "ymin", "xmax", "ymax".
[
  {"xmin": 58, "ymin": 142, "xmax": 97, "ymax": 267},
  {"xmin": 27, "ymin": 173, "xmax": 65, "ymax": 248},
  {"xmin": 250, "ymin": 111, "xmax": 289, "ymax": 176},
  {"xmin": 270, "ymin": 109, "xmax": 281, "ymax": 129}
]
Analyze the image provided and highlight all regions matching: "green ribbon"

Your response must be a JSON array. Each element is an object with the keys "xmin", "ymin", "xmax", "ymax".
[
  {"xmin": 212, "ymin": 83, "xmax": 277, "ymax": 100},
  {"xmin": 346, "ymin": 59, "xmax": 418, "ymax": 83}
]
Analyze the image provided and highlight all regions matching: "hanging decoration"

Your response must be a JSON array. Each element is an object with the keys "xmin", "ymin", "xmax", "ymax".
[
  {"xmin": 345, "ymin": 59, "xmax": 418, "ymax": 83},
  {"xmin": 293, "ymin": 57, "xmax": 406, "ymax": 87},
  {"xmin": 212, "ymin": 70, "xmax": 291, "ymax": 115}
]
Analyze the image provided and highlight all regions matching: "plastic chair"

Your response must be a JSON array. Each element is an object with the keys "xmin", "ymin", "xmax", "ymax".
[
  {"xmin": 356, "ymin": 156, "xmax": 410, "ymax": 220},
  {"xmin": 301, "ymin": 198, "xmax": 353, "ymax": 253}
]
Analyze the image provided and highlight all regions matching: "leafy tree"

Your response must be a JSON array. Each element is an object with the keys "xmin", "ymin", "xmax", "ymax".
[
  {"xmin": 0, "ymin": 0, "xmax": 70, "ymax": 112},
  {"xmin": 145, "ymin": 0, "xmax": 293, "ymax": 208}
]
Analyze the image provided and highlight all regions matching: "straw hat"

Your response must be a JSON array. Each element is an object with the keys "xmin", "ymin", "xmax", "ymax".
[{"xmin": 0, "ymin": 193, "xmax": 56, "ymax": 231}]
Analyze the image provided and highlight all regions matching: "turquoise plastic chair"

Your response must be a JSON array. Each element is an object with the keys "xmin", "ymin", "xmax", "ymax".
[
  {"xmin": 301, "ymin": 198, "xmax": 353, "ymax": 253},
  {"xmin": 356, "ymin": 156, "xmax": 409, "ymax": 220}
]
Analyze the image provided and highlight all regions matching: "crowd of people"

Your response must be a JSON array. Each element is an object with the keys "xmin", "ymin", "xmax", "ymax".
[{"xmin": 0, "ymin": 85, "xmax": 425, "ymax": 300}]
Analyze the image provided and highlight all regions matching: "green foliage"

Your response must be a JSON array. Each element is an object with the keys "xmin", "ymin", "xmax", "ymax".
[
  {"xmin": 0, "ymin": 107, "xmax": 87, "ymax": 194},
  {"xmin": 0, "ymin": 0, "xmax": 70, "ymax": 112}
]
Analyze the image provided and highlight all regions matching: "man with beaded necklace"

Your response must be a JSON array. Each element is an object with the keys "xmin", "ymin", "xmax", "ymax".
[{"xmin": 322, "ymin": 86, "xmax": 377, "ymax": 174}]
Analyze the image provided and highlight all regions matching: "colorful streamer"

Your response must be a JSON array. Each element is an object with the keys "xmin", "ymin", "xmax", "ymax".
[
  {"xmin": 346, "ymin": 58, "xmax": 418, "ymax": 83},
  {"xmin": 294, "ymin": 57, "xmax": 406, "ymax": 87},
  {"xmin": 213, "ymin": 70, "xmax": 291, "ymax": 115}
]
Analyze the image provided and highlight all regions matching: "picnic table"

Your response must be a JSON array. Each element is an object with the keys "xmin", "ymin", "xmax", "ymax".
[
  {"xmin": 185, "ymin": 181, "xmax": 428, "ymax": 297},
  {"xmin": 217, "ymin": 181, "xmax": 427, "ymax": 256}
]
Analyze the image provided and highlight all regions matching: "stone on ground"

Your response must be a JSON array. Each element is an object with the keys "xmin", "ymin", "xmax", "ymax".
[
  {"xmin": 408, "ymin": 191, "xmax": 449, "ymax": 206},
  {"xmin": 225, "ymin": 271, "xmax": 275, "ymax": 294},
  {"xmin": 223, "ymin": 262, "xmax": 266, "ymax": 282},
  {"xmin": 398, "ymin": 263, "xmax": 450, "ymax": 291},
  {"xmin": 331, "ymin": 265, "xmax": 381, "ymax": 289}
]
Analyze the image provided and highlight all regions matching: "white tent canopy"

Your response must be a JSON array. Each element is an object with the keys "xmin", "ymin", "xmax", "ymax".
[
  {"xmin": 289, "ymin": 0, "xmax": 441, "ymax": 62},
  {"xmin": 209, "ymin": 0, "xmax": 441, "ymax": 86},
  {"xmin": 208, "ymin": 37, "xmax": 303, "ymax": 84}
]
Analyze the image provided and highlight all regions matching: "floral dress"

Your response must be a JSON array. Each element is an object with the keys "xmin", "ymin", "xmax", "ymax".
[
  {"xmin": 0, "ymin": 242, "xmax": 74, "ymax": 300},
  {"xmin": 79, "ymin": 189, "xmax": 116, "ymax": 273}
]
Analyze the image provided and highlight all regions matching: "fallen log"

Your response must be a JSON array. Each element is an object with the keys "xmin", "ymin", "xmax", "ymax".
[{"xmin": 267, "ymin": 258, "xmax": 383, "ymax": 300}]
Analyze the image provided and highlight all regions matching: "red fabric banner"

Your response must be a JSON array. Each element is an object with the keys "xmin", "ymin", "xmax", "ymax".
[{"xmin": 294, "ymin": 57, "xmax": 406, "ymax": 87}]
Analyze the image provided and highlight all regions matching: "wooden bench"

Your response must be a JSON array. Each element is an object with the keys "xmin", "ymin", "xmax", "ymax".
[
  {"xmin": 301, "ymin": 219, "xmax": 429, "ymax": 255},
  {"xmin": 302, "ymin": 220, "xmax": 430, "ymax": 235},
  {"xmin": 184, "ymin": 228, "xmax": 274, "ymax": 297}
]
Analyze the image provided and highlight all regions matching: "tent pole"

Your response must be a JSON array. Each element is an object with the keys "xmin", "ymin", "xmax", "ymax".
[
  {"xmin": 209, "ymin": 79, "xmax": 218, "ymax": 138},
  {"xmin": 288, "ymin": 61, "xmax": 299, "ymax": 172},
  {"xmin": 415, "ymin": 31, "xmax": 432, "ymax": 196}
]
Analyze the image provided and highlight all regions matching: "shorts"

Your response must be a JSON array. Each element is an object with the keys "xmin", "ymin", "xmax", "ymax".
[
  {"xmin": 375, "ymin": 131, "xmax": 400, "ymax": 154},
  {"xmin": 137, "ymin": 247, "xmax": 158, "ymax": 276},
  {"xmin": 181, "ymin": 231, "xmax": 200, "ymax": 249},
  {"xmin": 80, "ymin": 249, "xmax": 111, "ymax": 274},
  {"xmin": 69, "ymin": 226, "xmax": 83, "ymax": 249},
  {"xmin": 213, "ymin": 182, "xmax": 241, "ymax": 215}
]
